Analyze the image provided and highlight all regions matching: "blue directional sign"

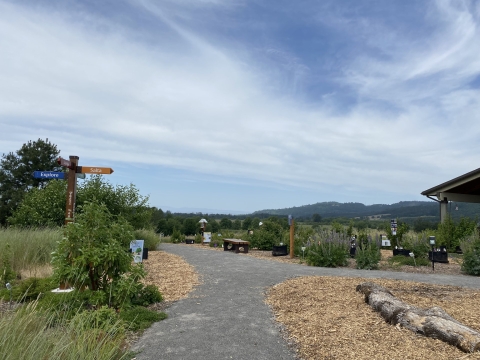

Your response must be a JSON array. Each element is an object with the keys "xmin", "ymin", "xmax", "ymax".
[{"xmin": 33, "ymin": 171, "xmax": 66, "ymax": 179}]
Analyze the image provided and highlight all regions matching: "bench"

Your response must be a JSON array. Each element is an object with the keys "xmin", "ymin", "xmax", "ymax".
[{"xmin": 223, "ymin": 239, "xmax": 250, "ymax": 254}]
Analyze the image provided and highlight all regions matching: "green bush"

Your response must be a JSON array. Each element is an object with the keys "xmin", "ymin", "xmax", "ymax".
[
  {"xmin": 306, "ymin": 232, "xmax": 349, "ymax": 267},
  {"xmin": 355, "ymin": 237, "xmax": 381, "ymax": 270},
  {"xmin": 170, "ymin": 228, "xmax": 185, "ymax": 243},
  {"xmin": 119, "ymin": 306, "xmax": 167, "ymax": 332},
  {"xmin": 134, "ymin": 229, "xmax": 161, "ymax": 251},
  {"xmin": 132, "ymin": 284, "xmax": 163, "ymax": 306},
  {"xmin": 249, "ymin": 221, "xmax": 284, "ymax": 250},
  {"xmin": 209, "ymin": 239, "xmax": 223, "ymax": 248},
  {"xmin": 293, "ymin": 227, "xmax": 314, "ymax": 256},
  {"xmin": 194, "ymin": 233, "xmax": 203, "ymax": 244},
  {"xmin": 402, "ymin": 234, "xmax": 430, "ymax": 259},
  {"xmin": 16, "ymin": 276, "xmax": 57, "ymax": 302},
  {"xmin": 461, "ymin": 232, "xmax": 480, "ymax": 275}
]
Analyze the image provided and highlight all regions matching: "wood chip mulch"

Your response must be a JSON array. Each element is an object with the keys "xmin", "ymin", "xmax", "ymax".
[
  {"xmin": 141, "ymin": 250, "xmax": 200, "ymax": 302},
  {"xmin": 266, "ymin": 276, "xmax": 480, "ymax": 360}
]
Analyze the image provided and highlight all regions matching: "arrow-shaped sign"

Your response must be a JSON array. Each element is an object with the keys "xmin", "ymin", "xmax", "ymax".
[
  {"xmin": 33, "ymin": 171, "xmax": 66, "ymax": 179},
  {"xmin": 77, "ymin": 166, "xmax": 114, "ymax": 174},
  {"xmin": 57, "ymin": 157, "xmax": 73, "ymax": 169}
]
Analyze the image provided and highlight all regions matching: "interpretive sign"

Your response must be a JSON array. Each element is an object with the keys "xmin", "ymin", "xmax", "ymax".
[
  {"xmin": 203, "ymin": 232, "xmax": 212, "ymax": 243},
  {"xmin": 130, "ymin": 240, "xmax": 144, "ymax": 263}
]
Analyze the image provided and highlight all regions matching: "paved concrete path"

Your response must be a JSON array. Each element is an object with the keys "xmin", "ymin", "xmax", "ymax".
[{"xmin": 132, "ymin": 244, "xmax": 480, "ymax": 360}]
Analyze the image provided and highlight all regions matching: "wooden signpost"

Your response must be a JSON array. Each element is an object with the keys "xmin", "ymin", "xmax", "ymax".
[
  {"xmin": 57, "ymin": 156, "xmax": 114, "ymax": 225},
  {"xmin": 77, "ymin": 166, "xmax": 114, "ymax": 174}
]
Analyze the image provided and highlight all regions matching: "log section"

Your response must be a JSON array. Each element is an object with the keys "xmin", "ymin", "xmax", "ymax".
[{"xmin": 356, "ymin": 282, "xmax": 480, "ymax": 353}]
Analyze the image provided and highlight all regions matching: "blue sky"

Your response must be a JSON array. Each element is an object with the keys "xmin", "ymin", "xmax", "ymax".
[{"xmin": 1, "ymin": 0, "xmax": 480, "ymax": 214}]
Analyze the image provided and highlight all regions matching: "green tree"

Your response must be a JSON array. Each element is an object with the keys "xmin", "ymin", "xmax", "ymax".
[
  {"xmin": 312, "ymin": 213, "xmax": 322, "ymax": 223},
  {"xmin": 183, "ymin": 218, "xmax": 198, "ymax": 235},
  {"xmin": 242, "ymin": 217, "xmax": 252, "ymax": 230},
  {"xmin": 150, "ymin": 207, "xmax": 165, "ymax": 227},
  {"xmin": 331, "ymin": 220, "xmax": 344, "ymax": 233},
  {"xmin": 232, "ymin": 219, "xmax": 242, "ymax": 230},
  {"xmin": 77, "ymin": 176, "xmax": 152, "ymax": 229},
  {"xmin": 219, "ymin": 218, "xmax": 233, "ymax": 229},
  {"xmin": 51, "ymin": 201, "xmax": 142, "ymax": 294},
  {"xmin": 9, "ymin": 175, "xmax": 152, "ymax": 229},
  {"xmin": 251, "ymin": 217, "xmax": 261, "ymax": 229},
  {"xmin": 8, "ymin": 180, "xmax": 67, "ymax": 227},
  {"xmin": 0, "ymin": 139, "xmax": 61, "ymax": 224}
]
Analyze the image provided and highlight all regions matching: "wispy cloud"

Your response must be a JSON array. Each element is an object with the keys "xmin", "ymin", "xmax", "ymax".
[{"xmin": 1, "ymin": 0, "xmax": 479, "ymax": 210}]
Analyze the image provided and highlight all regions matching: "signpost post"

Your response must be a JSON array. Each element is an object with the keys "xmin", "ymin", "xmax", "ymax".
[
  {"xmin": 288, "ymin": 215, "xmax": 294, "ymax": 259},
  {"xmin": 56, "ymin": 156, "xmax": 114, "ymax": 226}
]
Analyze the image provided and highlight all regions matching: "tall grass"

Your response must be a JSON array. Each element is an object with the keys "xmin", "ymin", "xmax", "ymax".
[
  {"xmin": 133, "ymin": 229, "xmax": 161, "ymax": 250},
  {"xmin": 0, "ymin": 228, "xmax": 60, "ymax": 275},
  {"xmin": 0, "ymin": 302, "xmax": 128, "ymax": 360}
]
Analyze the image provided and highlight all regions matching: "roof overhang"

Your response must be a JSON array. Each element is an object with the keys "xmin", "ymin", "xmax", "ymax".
[{"xmin": 421, "ymin": 167, "xmax": 480, "ymax": 203}]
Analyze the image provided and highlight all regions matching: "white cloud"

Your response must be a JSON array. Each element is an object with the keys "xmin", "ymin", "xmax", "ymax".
[{"xmin": 1, "ymin": 0, "xmax": 480, "ymax": 208}]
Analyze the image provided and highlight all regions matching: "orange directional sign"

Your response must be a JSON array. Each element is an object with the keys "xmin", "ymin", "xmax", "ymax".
[{"xmin": 77, "ymin": 166, "xmax": 114, "ymax": 174}]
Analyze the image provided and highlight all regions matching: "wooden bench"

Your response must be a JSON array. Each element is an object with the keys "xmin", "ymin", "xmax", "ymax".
[{"xmin": 223, "ymin": 239, "xmax": 250, "ymax": 254}]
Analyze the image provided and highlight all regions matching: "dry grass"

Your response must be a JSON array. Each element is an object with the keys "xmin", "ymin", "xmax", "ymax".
[
  {"xmin": 19, "ymin": 265, "xmax": 53, "ymax": 279},
  {"xmin": 266, "ymin": 276, "xmax": 480, "ymax": 360}
]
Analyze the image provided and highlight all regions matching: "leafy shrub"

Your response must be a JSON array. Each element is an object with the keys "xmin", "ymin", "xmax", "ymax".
[
  {"xmin": 355, "ymin": 236, "xmax": 381, "ymax": 270},
  {"xmin": 119, "ymin": 306, "xmax": 167, "ymax": 332},
  {"xmin": 249, "ymin": 221, "xmax": 284, "ymax": 250},
  {"xmin": 209, "ymin": 239, "xmax": 223, "ymax": 248},
  {"xmin": 17, "ymin": 276, "xmax": 57, "ymax": 302},
  {"xmin": 170, "ymin": 228, "xmax": 185, "ymax": 243},
  {"xmin": 51, "ymin": 201, "xmax": 137, "ymax": 292},
  {"xmin": 436, "ymin": 216, "xmax": 476, "ymax": 250},
  {"xmin": 306, "ymin": 231, "xmax": 349, "ymax": 267},
  {"xmin": 461, "ymin": 232, "xmax": 480, "ymax": 275},
  {"xmin": 194, "ymin": 233, "xmax": 203, "ymax": 244},
  {"xmin": 293, "ymin": 227, "xmax": 314, "ymax": 256},
  {"xmin": 402, "ymin": 234, "xmax": 430, "ymax": 259},
  {"xmin": 132, "ymin": 284, "xmax": 163, "ymax": 306}
]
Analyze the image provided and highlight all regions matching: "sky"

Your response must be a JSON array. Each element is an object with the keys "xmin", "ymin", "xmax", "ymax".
[{"xmin": 1, "ymin": 0, "xmax": 480, "ymax": 214}]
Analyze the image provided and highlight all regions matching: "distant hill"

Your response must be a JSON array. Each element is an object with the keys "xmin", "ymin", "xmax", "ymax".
[{"xmin": 252, "ymin": 201, "xmax": 480, "ymax": 220}]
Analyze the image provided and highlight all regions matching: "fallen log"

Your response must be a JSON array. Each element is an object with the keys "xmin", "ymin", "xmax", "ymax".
[{"xmin": 356, "ymin": 282, "xmax": 480, "ymax": 353}]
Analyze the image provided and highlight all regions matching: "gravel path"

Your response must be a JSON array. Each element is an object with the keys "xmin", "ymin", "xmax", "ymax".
[{"xmin": 132, "ymin": 244, "xmax": 480, "ymax": 360}]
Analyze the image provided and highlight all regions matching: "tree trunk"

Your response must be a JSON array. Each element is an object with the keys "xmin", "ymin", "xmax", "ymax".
[{"xmin": 356, "ymin": 282, "xmax": 480, "ymax": 353}]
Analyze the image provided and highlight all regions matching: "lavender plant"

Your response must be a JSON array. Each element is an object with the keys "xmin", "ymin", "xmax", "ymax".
[{"xmin": 306, "ymin": 229, "xmax": 349, "ymax": 267}]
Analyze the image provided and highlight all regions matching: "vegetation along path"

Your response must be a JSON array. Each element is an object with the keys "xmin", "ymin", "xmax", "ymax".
[{"xmin": 132, "ymin": 244, "xmax": 480, "ymax": 360}]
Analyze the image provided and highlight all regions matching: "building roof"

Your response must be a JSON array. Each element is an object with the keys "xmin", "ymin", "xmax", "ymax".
[{"xmin": 421, "ymin": 167, "xmax": 480, "ymax": 203}]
